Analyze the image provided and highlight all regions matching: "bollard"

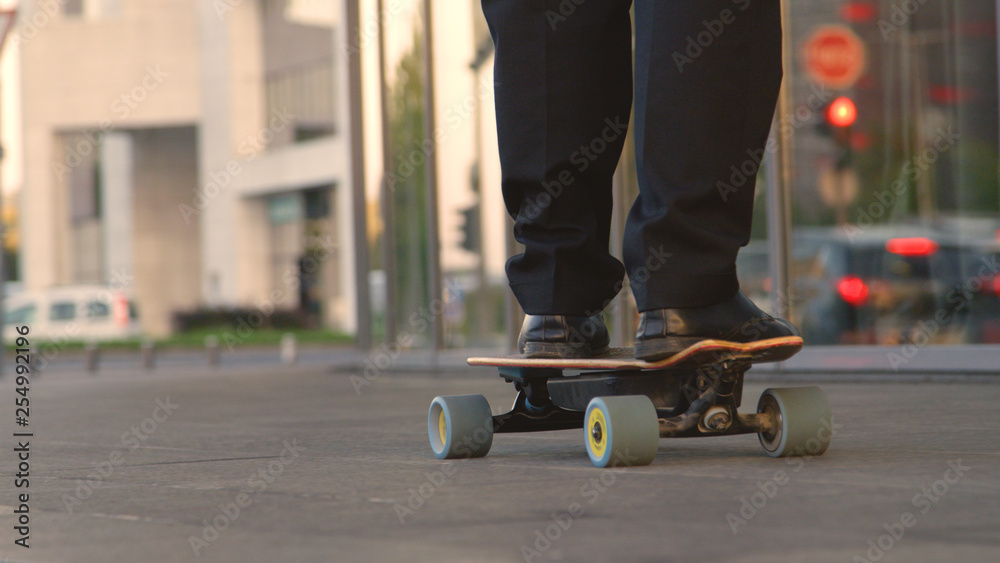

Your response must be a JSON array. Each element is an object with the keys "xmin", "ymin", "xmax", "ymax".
[
  {"xmin": 85, "ymin": 342, "xmax": 100, "ymax": 373},
  {"xmin": 205, "ymin": 335, "xmax": 220, "ymax": 367},
  {"xmin": 280, "ymin": 333, "xmax": 298, "ymax": 365},
  {"xmin": 141, "ymin": 339, "xmax": 156, "ymax": 370}
]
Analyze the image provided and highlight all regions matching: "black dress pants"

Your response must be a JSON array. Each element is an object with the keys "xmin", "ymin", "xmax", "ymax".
[{"xmin": 482, "ymin": 0, "xmax": 783, "ymax": 315}]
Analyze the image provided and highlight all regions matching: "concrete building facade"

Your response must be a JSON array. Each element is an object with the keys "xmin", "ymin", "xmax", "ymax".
[{"xmin": 19, "ymin": 0, "xmax": 357, "ymax": 337}]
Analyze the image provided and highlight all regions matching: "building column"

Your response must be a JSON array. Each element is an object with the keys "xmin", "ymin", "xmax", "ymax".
[
  {"xmin": 196, "ymin": 0, "xmax": 239, "ymax": 306},
  {"xmin": 101, "ymin": 132, "xmax": 134, "ymax": 284}
]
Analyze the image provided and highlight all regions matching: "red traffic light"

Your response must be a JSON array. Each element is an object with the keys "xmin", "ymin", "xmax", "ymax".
[
  {"xmin": 840, "ymin": 2, "xmax": 877, "ymax": 23},
  {"xmin": 826, "ymin": 96, "xmax": 857, "ymax": 127}
]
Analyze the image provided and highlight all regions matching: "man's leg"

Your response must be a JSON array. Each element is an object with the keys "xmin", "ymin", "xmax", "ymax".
[
  {"xmin": 482, "ymin": 0, "xmax": 633, "ymax": 317},
  {"xmin": 627, "ymin": 0, "xmax": 796, "ymax": 359}
]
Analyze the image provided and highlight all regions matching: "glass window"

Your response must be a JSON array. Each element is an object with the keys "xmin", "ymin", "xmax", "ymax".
[
  {"xmin": 87, "ymin": 300, "xmax": 111, "ymax": 319},
  {"xmin": 6, "ymin": 305, "xmax": 37, "ymax": 325},
  {"xmin": 62, "ymin": 0, "xmax": 84, "ymax": 17},
  {"xmin": 261, "ymin": 0, "xmax": 335, "ymax": 149},
  {"xmin": 50, "ymin": 301, "xmax": 77, "ymax": 321}
]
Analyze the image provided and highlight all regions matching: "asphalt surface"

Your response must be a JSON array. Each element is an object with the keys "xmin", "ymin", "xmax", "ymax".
[{"xmin": 0, "ymin": 357, "xmax": 998, "ymax": 563}]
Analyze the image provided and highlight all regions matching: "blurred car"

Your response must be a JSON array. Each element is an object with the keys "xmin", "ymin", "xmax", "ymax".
[
  {"xmin": 3, "ymin": 285, "xmax": 141, "ymax": 343},
  {"xmin": 736, "ymin": 226, "xmax": 1000, "ymax": 345},
  {"xmin": 955, "ymin": 234, "xmax": 1000, "ymax": 343},
  {"xmin": 790, "ymin": 226, "xmax": 995, "ymax": 345}
]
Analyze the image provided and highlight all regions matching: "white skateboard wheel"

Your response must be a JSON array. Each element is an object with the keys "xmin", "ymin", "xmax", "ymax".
[
  {"xmin": 757, "ymin": 386, "xmax": 833, "ymax": 457},
  {"xmin": 428, "ymin": 395, "xmax": 493, "ymax": 459}
]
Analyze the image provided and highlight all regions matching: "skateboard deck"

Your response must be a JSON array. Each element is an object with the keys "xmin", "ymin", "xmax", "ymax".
[{"xmin": 468, "ymin": 335, "xmax": 803, "ymax": 372}]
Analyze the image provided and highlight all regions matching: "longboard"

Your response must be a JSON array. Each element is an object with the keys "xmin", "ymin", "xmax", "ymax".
[{"xmin": 428, "ymin": 335, "xmax": 832, "ymax": 468}]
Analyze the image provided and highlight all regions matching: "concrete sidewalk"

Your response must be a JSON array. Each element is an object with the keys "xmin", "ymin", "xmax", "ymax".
[{"xmin": 0, "ymin": 362, "xmax": 997, "ymax": 562}]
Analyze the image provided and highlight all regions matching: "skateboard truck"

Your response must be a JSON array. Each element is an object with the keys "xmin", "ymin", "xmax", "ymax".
[
  {"xmin": 492, "ymin": 382, "xmax": 585, "ymax": 434},
  {"xmin": 493, "ymin": 356, "xmax": 765, "ymax": 439}
]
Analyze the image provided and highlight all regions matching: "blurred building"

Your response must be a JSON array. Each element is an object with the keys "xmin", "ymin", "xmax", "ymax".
[
  {"xmin": 19, "ymin": 0, "xmax": 357, "ymax": 336},
  {"xmin": 15, "ymin": 0, "xmax": 1000, "ymax": 352}
]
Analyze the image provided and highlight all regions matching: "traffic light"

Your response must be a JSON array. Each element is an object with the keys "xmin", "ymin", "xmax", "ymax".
[
  {"xmin": 826, "ymin": 96, "xmax": 857, "ymax": 128},
  {"xmin": 819, "ymin": 95, "xmax": 857, "ymax": 169},
  {"xmin": 459, "ymin": 203, "xmax": 481, "ymax": 253}
]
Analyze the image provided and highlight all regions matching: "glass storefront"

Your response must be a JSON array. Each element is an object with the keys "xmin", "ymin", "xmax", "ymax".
[
  {"xmin": 776, "ymin": 0, "xmax": 999, "ymax": 345},
  {"xmin": 357, "ymin": 0, "xmax": 999, "ymax": 353},
  {"xmin": 13, "ymin": 0, "xmax": 997, "ymax": 353}
]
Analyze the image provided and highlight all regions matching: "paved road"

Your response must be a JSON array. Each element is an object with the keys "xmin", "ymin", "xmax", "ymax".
[{"xmin": 0, "ymin": 362, "xmax": 997, "ymax": 563}]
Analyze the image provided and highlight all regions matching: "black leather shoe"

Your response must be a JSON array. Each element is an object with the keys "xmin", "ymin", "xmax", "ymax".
[
  {"xmin": 635, "ymin": 291, "xmax": 799, "ymax": 361},
  {"xmin": 518, "ymin": 314, "xmax": 610, "ymax": 359}
]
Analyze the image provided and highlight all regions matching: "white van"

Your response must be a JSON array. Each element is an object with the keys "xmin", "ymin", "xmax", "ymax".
[{"xmin": 3, "ymin": 285, "xmax": 141, "ymax": 343}]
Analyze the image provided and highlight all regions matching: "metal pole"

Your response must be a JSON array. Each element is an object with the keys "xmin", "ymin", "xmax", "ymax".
[
  {"xmin": 470, "ymin": 67, "xmax": 487, "ymax": 344},
  {"xmin": 0, "ymin": 9, "xmax": 14, "ymax": 377},
  {"xmin": 376, "ymin": 0, "xmax": 397, "ymax": 343},
  {"xmin": 141, "ymin": 339, "xmax": 155, "ymax": 369},
  {"xmin": 505, "ymin": 215, "xmax": 521, "ymax": 352},
  {"xmin": 85, "ymin": 342, "xmax": 100, "ymax": 373},
  {"xmin": 0, "ymin": 49, "xmax": 4, "ymax": 378},
  {"xmin": 610, "ymin": 164, "xmax": 628, "ymax": 348},
  {"xmin": 766, "ymin": 0, "xmax": 794, "ymax": 325},
  {"xmin": 422, "ymin": 0, "xmax": 444, "ymax": 351},
  {"xmin": 346, "ymin": 0, "xmax": 372, "ymax": 351}
]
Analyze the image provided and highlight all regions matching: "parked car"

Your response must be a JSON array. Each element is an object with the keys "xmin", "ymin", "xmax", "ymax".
[
  {"xmin": 2, "ymin": 285, "xmax": 141, "ymax": 343},
  {"xmin": 955, "ymin": 237, "xmax": 1000, "ymax": 343},
  {"xmin": 736, "ymin": 226, "xmax": 1000, "ymax": 345},
  {"xmin": 790, "ymin": 226, "xmax": 992, "ymax": 345}
]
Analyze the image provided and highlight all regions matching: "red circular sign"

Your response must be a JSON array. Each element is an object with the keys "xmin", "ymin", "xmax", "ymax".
[{"xmin": 802, "ymin": 26, "xmax": 866, "ymax": 89}]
